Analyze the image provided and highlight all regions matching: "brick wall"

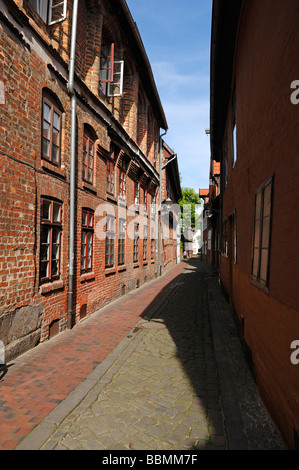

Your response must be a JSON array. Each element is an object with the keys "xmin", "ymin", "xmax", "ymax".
[{"xmin": 0, "ymin": 0, "xmax": 179, "ymax": 362}]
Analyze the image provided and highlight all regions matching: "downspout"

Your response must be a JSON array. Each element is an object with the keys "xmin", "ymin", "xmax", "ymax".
[
  {"xmin": 155, "ymin": 129, "xmax": 167, "ymax": 278},
  {"xmin": 67, "ymin": 0, "xmax": 79, "ymax": 329}
]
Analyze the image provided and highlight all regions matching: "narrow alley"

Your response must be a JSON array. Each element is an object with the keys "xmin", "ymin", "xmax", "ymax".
[{"xmin": 0, "ymin": 258, "xmax": 285, "ymax": 451}]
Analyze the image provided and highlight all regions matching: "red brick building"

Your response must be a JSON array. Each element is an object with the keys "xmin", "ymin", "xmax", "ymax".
[
  {"xmin": 0, "ymin": 0, "xmax": 181, "ymax": 361},
  {"xmin": 199, "ymin": 159, "xmax": 220, "ymax": 266},
  {"xmin": 210, "ymin": 0, "xmax": 299, "ymax": 449}
]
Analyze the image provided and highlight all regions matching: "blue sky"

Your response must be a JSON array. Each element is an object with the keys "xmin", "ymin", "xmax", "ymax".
[{"xmin": 126, "ymin": 0, "xmax": 213, "ymax": 193}]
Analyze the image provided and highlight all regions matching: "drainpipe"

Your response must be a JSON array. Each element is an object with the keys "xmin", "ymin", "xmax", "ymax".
[
  {"xmin": 155, "ymin": 129, "xmax": 167, "ymax": 278},
  {"xmin": 67, "ymin": 0, "xmax": 79, "ymax": 329}
]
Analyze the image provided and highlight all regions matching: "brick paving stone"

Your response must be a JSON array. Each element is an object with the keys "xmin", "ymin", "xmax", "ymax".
[{"xmin": 12, "ymin": 259, "xmax": 287, "ymax": 451}]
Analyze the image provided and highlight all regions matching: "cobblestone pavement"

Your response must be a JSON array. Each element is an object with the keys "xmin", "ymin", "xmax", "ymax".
[{"xmin": 16, "ymin": 258, "xmax": 287, "ymax": 451}]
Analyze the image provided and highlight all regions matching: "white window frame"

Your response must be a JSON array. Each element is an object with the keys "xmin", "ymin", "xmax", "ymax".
[
  {"xmin": 108, "ymin": 61, "xmax": 124, "ymax": 97},
  {"xmin": 48, "ymin": 0, "xmax": 67, "ymax": 26}
]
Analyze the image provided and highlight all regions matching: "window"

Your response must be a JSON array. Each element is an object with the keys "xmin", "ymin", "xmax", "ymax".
[
  {"xmin": 99, "ymin": 43, "xmax": 124, "ymax": 97},
  {"xmin": 233, "ymin": 211, "xmax": 237, "ymax": 265},
  {"xmin": 105, "ymin": 215, "xmax": 115, "ymax": 268},
  {"xmin": 119, "ymin": 168, "xmax": 126, "ymax": 199},
  {"xmin": 107, "ymin": 159, "xmax": 115, "ymax": 195},
  {"xmin": 40, "ymin": 198, "xmax": 62, "ymax": 283},
  {"xmin": 222, "ymin": 219, "xmax": 228, "ymax": 256},
  {"xmin": 42, "ymin": 95, "xmax": 62, "ymax": 165},
  {"xmin": 252, "ymin": 177, "xmax": 273, "ymax": 288},
  {"xmin": 143, "ymin": 226, "xmax": 148, "ymax": 260},
  {"xmin": 151, "ymin": 228, "xmax": 155, "ymax": 260},
  {"xmin": 133, "ymin": 223, "xmax": 139, "ymax": 263},
  {"xmin": 83, "ymin": 131, "xmax": 95, "ymax": 184},
  {"xmin": 231, "ymin": 88, "xmax": 237, "ymax": 167},
  {"xmin": 143, "ymin": 188, "xmax": 147, "ymax": 214},
  {"xmin": 81, "ymin": 209, "xmax": 94, "ymax": 273},
  {"xmin": 134, "ymin": 182, "xmax": 140, "ymax": 207},
  {"xmin": 151, "ymin": 194, "xmax": 156, "ymax": 217},
  {"xmin": 118, "ymin": 218, "xmax": 125, "ymax": 265},
  {"xmin": 28, "ymin": 0, "xmax": 67, "ymax": 25}
]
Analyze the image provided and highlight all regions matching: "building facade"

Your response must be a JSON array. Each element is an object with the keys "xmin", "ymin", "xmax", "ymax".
[
  {"xmin": 0, "ymin": 0, "xmax": 181, "ymax": 361},
  {"xmin": 210, "ymin": 0, "xmax": 299, "ymax": 449}
]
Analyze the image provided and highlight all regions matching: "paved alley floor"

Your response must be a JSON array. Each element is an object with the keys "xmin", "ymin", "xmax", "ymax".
[{"xmin": 2, "ymin": 259, "xmax": 287, "ymax": 451}]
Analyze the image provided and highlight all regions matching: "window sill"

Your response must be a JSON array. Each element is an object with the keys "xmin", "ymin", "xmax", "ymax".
[
  {"xmin": 250, "ymin": 278, "xmax": 269, "ymax": 295},
  {"xmin": 83, "ymin": 181, "xmax": 97, "ymax": 194},
  {"xmin": 105, "ymin": 266, "xmax": 116, "ymax": 275},
  {"xmin": 40, "ymin": 279, "xmax": 64, "ymax": 295},
  {"xmin": 143, "ymin": 261, "xmax": 148, "ymax": 266},
  {"xmin": 118, "ymin": 265, "xmax": 126, "ymax": 272},
  {"xmin": 80, "ymin": 272, "xmax": 95, "ymax": 283},
  {"xmin": 107, "ymin": 194, "xmax": 117, "ymax": 204},
  {"xmin": 133, "ymin": 263, "xmax": 139, "ymax": 268},
  {"xmin": 41, "ymin": 159, "xmax": 66, "ymax": 178}
]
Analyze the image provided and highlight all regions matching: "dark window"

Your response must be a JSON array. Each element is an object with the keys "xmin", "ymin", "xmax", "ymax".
[
  {"xmin": 133, "ymin": 223, "xmax": 139, "ymax": 263},
  {"xmin": 231, "ymin": 88, "xmax": 237, "ymax": 167},
  {"xmin": 222, "ymin": 219, "xmax": 228, "ymax": 256},
  {"xmin": 40, "ymin": 198, "xmax": 62, "ymax": 283},
  {"xmin": 107, "ymin": 159, "xmax": 115, "ymax": 194},
  {"xmin": 233, "ymin": 210, "xmax": 237, "ymax": 265},
  {"xmin": 119, "ymin": 168, "xmax": 126, "ymax": 199},
  {"xmin": 134, "ymin": 182, "xmax": 140, "ymax": 206},
  {"xmin": 83, "ymin": 131, "xmax": 95, "ymax": 184},
  {"xmin": 252, "ymin": 177, "xmax": 273, "ymax": 288},
  {"xmin": 105, "ymin": 215, "xmax": 115, "ymax": 268},
  {"xmin": 143, "ymin": 225, "xmax": 147, "ymax": 260},
  {"xmin": 81, "ymin": 209, "xmax": 94, "ymax": 273},
  {"xmin": 42, "ymin": 95, "xmax": 62, "ymax": 166},
  {"xmin": 118, "ymin": 218, "xmax": 125, "ymax": 265}
]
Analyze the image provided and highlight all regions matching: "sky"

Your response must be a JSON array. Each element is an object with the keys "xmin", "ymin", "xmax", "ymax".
[{"xmin": 126, "ymin": 0, "xmax": 213, "ymax": 193}]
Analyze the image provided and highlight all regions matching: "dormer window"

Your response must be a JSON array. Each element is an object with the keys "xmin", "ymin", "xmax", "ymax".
[{"xmin": 99, "ymin": 42, "xmax": 124, "ymax": 97}]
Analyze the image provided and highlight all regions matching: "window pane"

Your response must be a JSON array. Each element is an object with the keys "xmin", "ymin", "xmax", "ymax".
[
  {"xmin": 41, "ymin": 226, "xmax": 49, "ymax": 243},
  {"xmin": 52, "ymin": 244, "xmax": 59, "ymax": 260},
  {"xmin": 87, "ymin": 256, "xmax": 91, "ymax": 269},
  {"xmin": 52, "ymin": 127, "xmax": 59, "ymax": 146},
  {"xmin": 260, "ymin": 248, "xmax": 269, "ymax": 283},
  {"xmin": 262, "ymin": 215, "xmax": 270, "ymax": 249},
  {"xmin": 52, "ymin": 260, "xmax": 59, "ymax": 276},
  {"xmin": 42, "ymin": 138, "xmax": 50, "ymax": 158},
  {"xmin": 43, "ymin": 102, "xmax": 51, "ymax": 122},
  {"xmin": 88, "ymin": 213, "xmax": 93, "ymax": 227},
  {"xmin": 52, "ymin": 228, "xmax": 60, "ymax": 244},
  {"xmin": 53, "ymin": 203, "xmax": 61, "ymax": 222},
  {"xmin": 263, "ymin": 183, "xmax": 271, "ymax": 218},
  {"xmin": 82, "ymin": 212, "xmax": 87, "ymax": 226},
  {"xmin": 52, "ymin": 144, "xmax": 59, "ymax": 163},
  {"xmin": 43, "ymin": 120, "xmax": 50, "ymax": 139},
  {"xmin": 53, "ymin": 111, "xmax": 60, "ymax": 129},
  {"xmin": 81, "ymin": 256, "xmax": 85, "ymax": 270},
  {"xmin": 40, "ymin": 244, "xmax": 49, "ymax": 261},
  {"xmin": 40, "ymin": 261, "xmax": 49, "ymax": 278},
  {"xmin": 42, "ymin": 201, "xmax": 51, "ymax": 220},
  {"xmin": 252, "ymin": 247, "xmax": 259, "ymax": 278}
]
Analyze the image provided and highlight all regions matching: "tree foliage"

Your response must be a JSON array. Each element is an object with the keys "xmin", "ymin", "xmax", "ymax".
[{"xmin": 178, "ymin": 187, "xmax": 201, "ymax": 231}]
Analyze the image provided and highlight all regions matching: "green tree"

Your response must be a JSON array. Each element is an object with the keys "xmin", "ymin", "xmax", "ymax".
[{"xmin": 178, "ymin": 187, "xmax": 201, "ymax": 231}]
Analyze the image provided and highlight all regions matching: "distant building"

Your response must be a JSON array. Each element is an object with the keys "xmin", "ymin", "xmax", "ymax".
[{"xmin": 210, "ymin": 0, "xmax": 299, "ymax": 449}]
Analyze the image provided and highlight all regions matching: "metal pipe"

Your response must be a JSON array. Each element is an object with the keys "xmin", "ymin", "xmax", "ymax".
[
  {"xmin": 154, "ymin": 129, "xmax": 167, "ymax": 278},
  {"xmin": 67, "ymin": 0, "xmax": 79, "ymax": 329}
]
